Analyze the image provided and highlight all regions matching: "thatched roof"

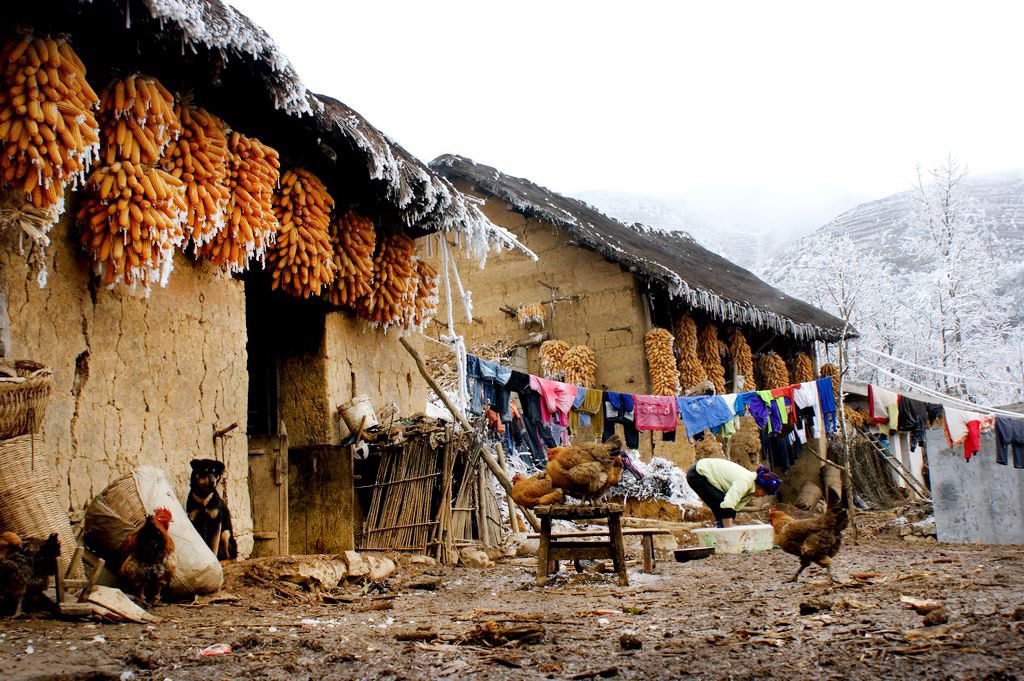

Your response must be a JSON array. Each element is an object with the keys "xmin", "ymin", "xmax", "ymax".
[
  {"xmin": 4, "ymin": 0, "xmax": 523, "ymax": 254},
  {"xmin": 431, "ymin": 155, "xmax": 848, "ymax": 343}
]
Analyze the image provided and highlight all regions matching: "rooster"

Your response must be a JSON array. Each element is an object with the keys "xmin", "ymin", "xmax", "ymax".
[
  {"xmin": 0, "ymin": 532, "xmax": 60, "ymax": 617},
  {"xmin": 511, "ymin": 472, "xmax": 564, "ymax": 508},
  {"xmin": 545, "ymin": 434, "xmax": 626, "ymax": 503},
  {"xmin": 769, "ymin": 492, "xmax": 849, "ymax": 584},
  {"xmin": 119, "ymin": 508, "xmax": 176, "ymax": 604}
]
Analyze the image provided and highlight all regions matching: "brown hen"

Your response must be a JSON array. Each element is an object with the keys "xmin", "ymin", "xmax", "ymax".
[
  {"xmin": 545, "ymin": 434, "xmax": 625, "ymax": 503},
  {"xmin": 510, "ymin": 472, "xmax": 564, "ymax": 508},
  {"xmin": 769, "ymin": 493, "xmax": 848, "ymax": 583}
]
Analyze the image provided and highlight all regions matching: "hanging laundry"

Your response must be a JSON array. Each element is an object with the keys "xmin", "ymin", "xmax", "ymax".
[
  {"xmin": 769, "ymin": 384, "xmax": 799, "ymax": 424},
  {"xmin": 603, "ymin": 391, "xmax": 639, "ymax": 449},
  {"xmin": 574, "ymin": 387, "xmax": 605, "ymax": 437},
  {"xmin": 898, "ymin": 396, "xmax": 936, "ymax": 451},
  {"xmin": 718, "ymin": 393, "xmax": 740, "ymax": 438},
  {"xmin": 634, "ymin": 394, "xmax": 679, "ymax": 431},
  {"xmin": 752, "ymin": 391, "xmax": 788, "ymax": 433},
  {"xmin": 943, "ymin": 406, "xmax": 983, "ymax": 461},
  {"xmin": 733, "ymin": 391, "xmax": 758, "ymax": 418},
  {"xmin": 569, "ymin": 387, "xmax": 588, "ymax": 433},
  {"xmin": 760, "ymin": 427, "xmax": 801, "ymax": 472},
  {"xmin": 868, "ymin": 384, "xmax": 900, "ymax": 433},
  {"xmin": 507, "ymin": 370, "xmax": 552, "ymax": 465},
  {"xmin": 677, "ymin": 395, "xmax": 734, "ymax": 441},
  {"xmin": 792, "ymin": 382, "xmax": 823, "ymax": 439},
  {"xmin": 531, "ymin": 375, "xmax": 577, "ymax": 427},
  {"xmin": 815, "ymin": 377, "xmax": 838, "ymax": 433},
  {"xmin": 995, "ymin": 416, "xmax": 1024, "ymax": 468}
]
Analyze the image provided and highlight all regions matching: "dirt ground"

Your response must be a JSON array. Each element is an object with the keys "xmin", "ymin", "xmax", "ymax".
[{"xmin": 1, "ymin": 534, "xmax": 1023, "ymax": 680}]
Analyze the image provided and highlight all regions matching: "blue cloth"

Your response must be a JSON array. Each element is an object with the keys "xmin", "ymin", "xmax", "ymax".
[
  {"xmin": 816, "ymin": 377, "xmax": 837, "ymax": 433},
  {"xmin": 603, "ymin": 391, "xmax": 639, "ymax": 448},
  {"xmin": 733, "ymin": 392, "xmax": 758, "ymax": 417},
  {"xmin": 676, "ymin": 395, "xmax": 734, "ymax": 440},
  {"xmin": 572, "ymin": 387, "xmax": 591, "ymax": 428},
  {"xmin": 466, "ymin": 355, "xmax": 511, "ymax": 420}
]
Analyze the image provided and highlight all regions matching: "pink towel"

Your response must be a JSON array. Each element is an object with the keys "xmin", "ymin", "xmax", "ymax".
[
  {"xmin": 530, "ymin": 375, "xmax": 578, "ymax": 426},
  {"xmin": 633, "ymin": 395, "xmax": 678, "ymax": 431}
]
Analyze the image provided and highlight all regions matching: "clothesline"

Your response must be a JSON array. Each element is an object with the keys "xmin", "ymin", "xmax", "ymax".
[
  {"xmin": 862, "ymin": 359, "xmax": 1024, "ymax": 420},
  {"xmin": 860, "ymin": 347, "xmax": 1024, "ymax": 388}
]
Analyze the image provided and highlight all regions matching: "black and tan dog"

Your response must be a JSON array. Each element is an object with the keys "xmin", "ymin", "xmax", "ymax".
[{"xmin": 187, "ymin": 459, "xmax": 237, "ymax": 560}]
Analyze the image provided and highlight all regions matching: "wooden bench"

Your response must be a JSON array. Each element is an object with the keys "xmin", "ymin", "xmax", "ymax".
[
  {"xmin": 528, "ymin": 527, "xmax": 673, "ymax": 574},
  {"xmin": 533, "ymin": 503, "xmax": 628, "ymax": 586}
]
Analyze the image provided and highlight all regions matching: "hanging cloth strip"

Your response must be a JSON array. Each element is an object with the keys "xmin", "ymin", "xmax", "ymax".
[
  {"xmin": 792, "ymin": 382, "xmax": 823, "ymax": 439},
  {"xmin": 633, "ymin": 395, "xmax": 679, "ymax": 431},
  {"xmin": 815, "ymin": 377, "xmax": 838, "ymax": 433},
  {"xmin": 677, "ymin": 395, "xmax": 734, "ymax": 440},
  {"xmin": 868, "ymin": 384, "xmax": 900, "ymax": 433},
  {"xmin": 576, "ymin": 387, "xmax": 605, "ymax": 436},
  {"xmin": 943, "ymin": 406, "xmax": 983, "ymax": 461},
  {"xmin": 603, "ymin": 391, "xmax": 639, "ymax": 449},
  {"xmin": 995, "ymin": 416, "xmax": 1024, "ymax": 468}
]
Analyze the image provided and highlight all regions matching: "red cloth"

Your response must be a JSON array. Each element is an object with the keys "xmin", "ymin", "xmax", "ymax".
[
  {"xmin": 770, "ymin": 385, "xmax": 799, "ymax": 425},
  {"xmin": 964, "ymin": 420, "xmax": 981, "ymax": 461},
  {"xmin": 633, "ymin": 395, "xmax": 679, "ymax": 431}
]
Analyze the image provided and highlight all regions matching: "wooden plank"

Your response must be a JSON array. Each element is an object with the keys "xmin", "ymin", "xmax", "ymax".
[
  {"xmin": 608, "ymin": 512, "xmax": 629, "ymax": 587},
  {"xmin": 549, "ymin": 546, "xmax": 614, "ymax": 562},
  {"xmin": 526, "ymin": 528, "xmax": 672, "ymax": 539},
  {"xmin": 288, "ymin": 444, "xmax": 355, "ymax": 554}
]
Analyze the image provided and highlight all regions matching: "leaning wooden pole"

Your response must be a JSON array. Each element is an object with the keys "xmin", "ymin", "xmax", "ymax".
[{"xmin": 400, "ymin": 336, "xmax": 541, "ymax": 532}]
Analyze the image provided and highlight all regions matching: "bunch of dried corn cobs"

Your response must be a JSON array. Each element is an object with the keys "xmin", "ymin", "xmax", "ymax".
[
  {"xmin": 76, "ymin": 160, "xmax": 186, "ymax": 288},
  {"xmin": 356, "ymin": 231, "xmax": 417, "ymax": 327},
  {"xmin": 0, "ymin": 35, "xmax": 99, "ymax": 210},
  {"xmin": 539, "ymin": 340, "xmax": 570, "ymax": 379},
  {"xmin": 759, "ymin": 352, "xmax": 790, "ymax": 390},
  {"xmin": 792, "ymin": 352, "xmax": 814, "ymax": 384},
  {"xmin": 673, "ymin": 316, "xmax": 707, "ymax": 390},
  {"xmin": 199, "ymin": 131, "xmax": 279, "ymax": 273},
  {"xmin": 645, "ymin": 327, "xmax": 680, "ymax": 396},
  {"xmin": 98, "ymin": 74, "xmax": 180, "ymax": 165},
  {"xmin": 269, "ymin": 168, "xmax": 335, "ymax": 298},
  {"xmin": 516, "ymin": 303, "xmax": 545, "ymax": 327},
  {"xmin": 325, "ymin": 208, "xmax": 375, "ymax": 307},
  {"xmin": 729, "ymin": 330, "xmax": 755, "ymax": 391},
  {"xmin": 159, "ymin": 104, "xmax": 230, "ymax": 247},
  {"xmin": 76, "ymin": 74, "xmax": 187, "ymax": 290},
  {"xmin": 562, "ymin": 344, "xmax": 597, "ymax": 387},
  {"xmin": 407, "ymin": 259, "xmax": 439, "ymax": 331},
  {"xmin": 697, "ymin": 323, "xmax": 726, "ymax": 395}
]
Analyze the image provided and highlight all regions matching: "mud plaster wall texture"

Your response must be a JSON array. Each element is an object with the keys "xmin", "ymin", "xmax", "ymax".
[
  {"xmin": 0, "ymin": 205, "xmax": 254, "ymax": 557},
  {"xmin": 430, "ymin": 186, "xmax": 695, "ymax": 467}
]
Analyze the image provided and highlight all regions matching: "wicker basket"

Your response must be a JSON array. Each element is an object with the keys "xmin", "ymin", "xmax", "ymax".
[
  {"xmin": 0, "ymin": 359, "xmax": 52, "ymax": 440},
  {"xmin": 0, "ymin": 434, "xmax": 83, "ymax": 579}
]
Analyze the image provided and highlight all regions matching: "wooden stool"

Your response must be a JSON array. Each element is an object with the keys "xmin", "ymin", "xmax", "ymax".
[
  {"xmin": 527, "ymin": 527, "xmax": 673, "ymax": 574},
  {"xmin": 534, "ymin": 503, "xmax": 628, "ymax": 586}
]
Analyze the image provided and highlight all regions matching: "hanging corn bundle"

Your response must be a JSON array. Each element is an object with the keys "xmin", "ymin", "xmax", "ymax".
[
  {"xmin": 158, "ymin": 104, "xmax": 230, "ymax": 248},
  {"xmin": 400, "ymin": 258, "xmax": 439, "ymax": 332},
  {"xmin": 562, "ymin": 344, "xmax": 597, "ymax": 387},
  {"xmin": 269, "ymin": 168, "xmax": 335, "ymax": 298},
  {"xmin": 516, "ymin": 303, "xmax": 546, "ymax": 328},
  {"xmin": 792, "ymin": 352, "xmax": 814, "ymax": 384},
  {"xmin": 97, "ymin": 74, "xmax": 180, "ymax": 166},
  {"xmin": 539, "ymin": 339, "xmax": 569, "ymax": 379},
  {"xmin": 644, "ymin": 328, "xmax": 679, "ymax": 396},
  {"xmin": 0, "ymin": 35, "xmax": 100, "ymax": 210},
  {"xmin": 759, "ymin": 352, "xmax": 789, "ymax": 390},
  {"xmin": 729, "ymin": 330, "xmax": 755, "ymax": 391},
  {"xmin": 844, "ymin": 405, "xmax": 867, "ymax": 429},
  {"xmin": 325, "ymin": 208, "xmax": 376, "ymax": 307},
  {"xmin": 819, "ymin": 363, "xmax": 841, "ymax": 404},
  {"xmin": 697, "ymin": 323, "xmax": 726, "ymax": 395},
  {"xmin": 198, "ymin": 131, "xmax": 280, "ymax": 273},
  {"xmin": 356, "ymin": 231, "xmax": 417, "ymax": 327},
  {"xmin": 76, "ymin": 160, "xmax": 186, "ymax": 289},
  {"xmin": 672, "ymin": 316, "xmax": 706, "ymax": 389}
]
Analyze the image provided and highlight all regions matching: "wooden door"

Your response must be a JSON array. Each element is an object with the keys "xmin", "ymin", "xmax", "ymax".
[{"xmin": 248, "ymin": 423, "xmax": 289, "ymax": 557}]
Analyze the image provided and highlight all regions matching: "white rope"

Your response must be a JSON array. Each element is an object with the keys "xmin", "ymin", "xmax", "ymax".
[
  {"xmin": 440, "ymin": 239, "xmax": 469, "ymax": 411},
  {"xmin": 860, "ymin": 347, "xmax": 1023, "ymax": 388},
  {"xmin": 861, "ymin": 359, "xmax": 1024, "ymax": 419},
  {"xmin": 446, "ymin": 241, "xmax": 473, "ymax": 324}
]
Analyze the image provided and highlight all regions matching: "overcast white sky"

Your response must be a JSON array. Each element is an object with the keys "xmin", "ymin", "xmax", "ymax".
[{"xmin": 227, "ymin": 0, "xmax": 1024, "ymax": 238}]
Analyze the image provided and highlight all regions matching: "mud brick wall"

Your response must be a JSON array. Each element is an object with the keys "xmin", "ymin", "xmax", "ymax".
[
  {"xmin": 0, "ymin": 207, "xmax": 253, "ymax": 556},
  {"xmin": 431, "ymin": 183, "xmax": 694, "ymax": 465}
]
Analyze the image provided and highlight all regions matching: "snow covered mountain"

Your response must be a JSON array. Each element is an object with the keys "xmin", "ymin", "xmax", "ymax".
[{"xmin": 763, "ymin": 171, "xmax": 1024, "ymax": 320}]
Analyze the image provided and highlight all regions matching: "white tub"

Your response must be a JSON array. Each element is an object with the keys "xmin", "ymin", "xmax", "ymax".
[{"xmin": 692, "ymin": 524, "xmax": 774, "ymax": 554}]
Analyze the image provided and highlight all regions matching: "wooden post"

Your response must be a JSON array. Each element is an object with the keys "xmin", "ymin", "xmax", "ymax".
[
  {"xmin": 400, "ymin": 336, "xmax": 541, "ymax": 531},
  {"xmin": 495, "ymin": 442, "xmax": 524, "ymax": 533},
  {"xmin": 0, "ymin": 292, "xmax": 9, "ymax": 358}
]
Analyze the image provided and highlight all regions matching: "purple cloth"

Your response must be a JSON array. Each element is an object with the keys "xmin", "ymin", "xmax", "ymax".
[
  {"xmin": 748, "ymin": 395, "xmax": 783, "ymax": 432},
  {"xmin": 733, "ymin": 391, "xmax": 758, "ymax": 417},
  {"xmin": 677, "ymin": 395, "xmax": 734, "ymax": 439}
]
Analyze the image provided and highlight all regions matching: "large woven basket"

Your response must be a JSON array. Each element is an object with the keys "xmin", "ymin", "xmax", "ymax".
[
  {"xmin": 0, "ymin": 359, "xmax": 52, "ymax": 440},
  {"xmin": 0, "ymin": 434, "xmax": 83, "ymax": 579}
]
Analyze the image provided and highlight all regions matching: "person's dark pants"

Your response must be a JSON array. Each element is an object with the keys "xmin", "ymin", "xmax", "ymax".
[{"xmin": 687, "ymin": 464, "xmax": 736, "ymax": 528}]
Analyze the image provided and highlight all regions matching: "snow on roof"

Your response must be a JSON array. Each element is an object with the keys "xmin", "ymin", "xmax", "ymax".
[{"xmin": 432, "ymin": 154, "xmax": 848, "ymax": 342}]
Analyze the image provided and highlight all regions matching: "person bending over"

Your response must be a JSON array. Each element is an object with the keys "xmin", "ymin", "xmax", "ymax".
[{"xmin": 686, "ymin": 458, "xmax": 781, "ymax": 528}]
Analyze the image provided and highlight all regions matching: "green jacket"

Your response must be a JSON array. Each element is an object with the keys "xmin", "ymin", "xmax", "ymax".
[{"xmin": 695, "ymin": 458, "xmax": 757, "ymax": 511}]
